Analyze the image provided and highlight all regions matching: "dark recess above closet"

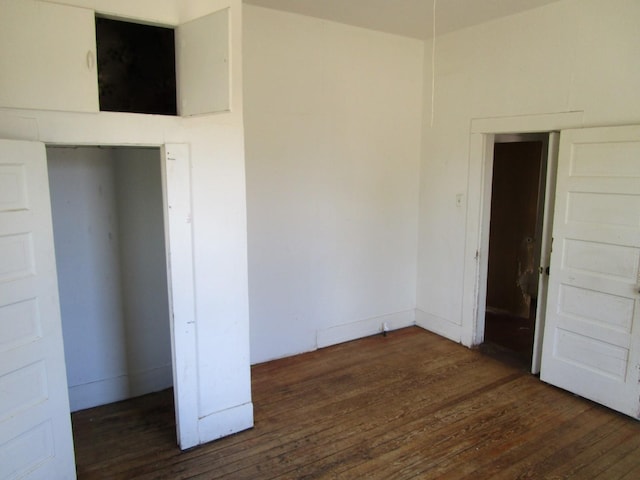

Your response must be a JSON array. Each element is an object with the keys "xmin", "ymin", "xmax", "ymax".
[{"xmin": 96, "ymin": 17, "xmax": 177, "ymax": 116}]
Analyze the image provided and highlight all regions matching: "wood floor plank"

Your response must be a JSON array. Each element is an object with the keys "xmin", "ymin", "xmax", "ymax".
[
  {"xmin": 305, "ymin": 376, "xmax": 540, "ymax": 479},
  {"xmin": 247, "ymin": 373, "xmax": 525, "ymax": 480},
  {"xmin": 333, "ymin": 376, "xmax": 574, "ymax": 479},
  {"xmin": 138, "ymin": 355, "xmax": 515, "ymax": 479},
  {"xmin": 452, "ymin": 392, "xmax": 595, "ymax": 478},
  {"xmin": 588, "ymin": 437, "xmax": 640, "ymax": 479},
  {"xmin": 71, "ymin": 327, "xmax": 640, "ymax": 479},
  {"xmin": 131, "ymin": 342, "xmax": 484, "ymax": 477},
  {"xmin": 129, "ymin": 340, "xmax": 506, "ymax": 479},
  {"xmin": 481, "ymin": 407, "xmax": 616, "ymax": 480},
  {"xmin": 593, "ymin": 443, "xmax": 640, "ymax": 479},
  {"xmin": 542, "ymin": 411, "xmax": 640, "ymax": 479},
  {"xmin": 392, "ymin": 381, "xmax": 591, "ymax": 479}
]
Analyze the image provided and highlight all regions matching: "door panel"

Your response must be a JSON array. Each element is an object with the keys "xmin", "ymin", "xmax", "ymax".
[
  {"xmin": 540, "ymin": 125, "xmax": 640, "ymax": 419},
  {"xmin": 176, "ymin": 8, "xmax": 230, "ymax": 116},
  {"xmin": 0, "ymin": 0, "xmax": 98, "ymax": 113},
  {"xmin": 0, "ymin": 140, "xmax": 76, "ymax": 479}
]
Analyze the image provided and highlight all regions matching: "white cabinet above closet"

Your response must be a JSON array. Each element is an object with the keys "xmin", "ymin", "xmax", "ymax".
[
  {"xmin": 177, "ymin": 8, "xmax": 230, "ymax": 116},
  {"xmin": 0, "ymin": 0, "xmax": 99, "ymax": 113},
  {"xmin": 0, "ymin": 0, "xmax": 231, "ymax": 116}
]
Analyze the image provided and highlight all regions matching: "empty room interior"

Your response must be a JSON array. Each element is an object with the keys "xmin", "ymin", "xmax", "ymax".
[{"xmin": 1, "ymin": 0, "xmax": 639, "ymax": 478}]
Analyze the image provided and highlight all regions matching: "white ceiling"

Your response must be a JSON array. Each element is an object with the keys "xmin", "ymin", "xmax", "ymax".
[{"xmin": 243, "ymin": 0, "xmax": 561, "ymax": 40}]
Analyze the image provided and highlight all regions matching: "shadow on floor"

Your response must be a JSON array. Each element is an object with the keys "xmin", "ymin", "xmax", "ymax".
[{"xmin": 481, "ymin": 310, "xmax": 535, "ymax": 371}]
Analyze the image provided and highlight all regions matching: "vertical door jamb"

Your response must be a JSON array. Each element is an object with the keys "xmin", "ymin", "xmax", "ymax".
[
  {"xmin": 161, "ymin": 143, "xmax": 199, "ymax": 449},
  {"xmin": 471, "ymin": 133, "xmax": 496, "ymax": 346},
  {"xmin": 531, "ymin": 132, "xmax": 559, "ymax": 374}
]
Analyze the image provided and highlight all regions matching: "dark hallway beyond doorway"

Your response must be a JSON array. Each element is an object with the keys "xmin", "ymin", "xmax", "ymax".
[
  {"xmin": 482, "ymin": 309, "xmax": 536, "ymax": 368},
  {"xmin": 484, "ymin": 140, "xmax": 544, "ymax": 369}
]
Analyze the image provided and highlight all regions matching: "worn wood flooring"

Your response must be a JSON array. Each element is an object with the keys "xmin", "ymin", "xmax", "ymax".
[{"xmin": 72, "ymin": 327, "xmax": 640, "ymax": 479}]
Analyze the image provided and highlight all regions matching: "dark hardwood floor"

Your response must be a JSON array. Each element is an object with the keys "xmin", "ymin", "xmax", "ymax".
[
  {"xmin": 72, "ymin": 327, "xmax": 640, "ymax": 479},
  {"xmin": 483, "ymin": 309, "xmax": 536, "ymax": 369}
]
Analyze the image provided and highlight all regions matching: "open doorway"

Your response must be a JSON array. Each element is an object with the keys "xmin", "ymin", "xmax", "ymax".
[
  {"xmin": 481, "ymin": 134, "xmax": 549, "ymax": 369},
  {"xmin": 46, "ymin": 146, "xmax": 174, "ymax": 417}
]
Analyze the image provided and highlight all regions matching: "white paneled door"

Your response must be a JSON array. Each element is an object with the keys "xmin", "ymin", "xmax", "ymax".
[
  {"xmin": 541, "ymin": 125, "xmax": 640, "ymax": 419},
  {"xmin": 0, "ymin": 140, "xmax": 76, "ymax": 479}
]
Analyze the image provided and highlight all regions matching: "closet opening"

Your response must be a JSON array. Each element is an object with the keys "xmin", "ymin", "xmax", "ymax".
[
  {"xmin": 46, "ymin": 146, "xmax": 174, "ymax": 421},
  {"xmin": 480, "ymin": 134, "xmax": 549, "ymax": 370}
]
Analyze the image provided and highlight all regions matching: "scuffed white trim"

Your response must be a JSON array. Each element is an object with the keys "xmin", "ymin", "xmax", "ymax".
[
  {"xmin": 317, "ymin": 310, "xmax": 415, "ymax": 349},
  {"xmin": 198, "ymin": 402, "xmax": 254, "ymax": 444},
  {"xmin": 415, "ymin": 308, "xmax": 462, "ymax": 344}
]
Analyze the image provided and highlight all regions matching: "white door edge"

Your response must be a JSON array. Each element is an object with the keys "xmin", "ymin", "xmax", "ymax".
[
  {"xmin": 161, "ymin": 144, "xmax": 199, "ymax": 449},
  {"xmin": 531, "ymin": 131, "xmax": 560, "ymax": 374}
]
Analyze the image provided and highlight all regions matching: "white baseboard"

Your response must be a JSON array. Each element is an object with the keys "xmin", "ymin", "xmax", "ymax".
[
  {"xmin": 198, "ymin": 402, "xmax": 254, "ymax": 444},
  {"xmin": 68, "ymin": 376, "xmax": 129, "ymax": 412},
  {"xmin": 129, "ymin": 365, "xmax": 173, "ymax": 397},
  {"xmin": 316, "ymin": 309, "xmax": 415, "ymax": 349},
  {"xmin": 415, "ymin": 309, "xmax": 462, "ymax": 344},
  {"xmin": 68, "ymin": 364, "xmax": 173, "ymax": 412}
]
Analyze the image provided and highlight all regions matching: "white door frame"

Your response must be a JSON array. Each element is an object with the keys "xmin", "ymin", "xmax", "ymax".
[
  {"xmin": 530, "ymin": 132, "xmax": 559, "ymax": 373},
  {"xmin": 461, "ymin": 112, "xmax": 584, "ymax": 355},
  {"xmin": 161, "ymin": 144, "xmax": 198, "ymax": 448},
  {"xmin": 475, "ymin": 133, "xmax": 551, "ymax": 370},
  {"xmin": 45, "ymin": 142, "xmax": 198, "ymax": 449}
]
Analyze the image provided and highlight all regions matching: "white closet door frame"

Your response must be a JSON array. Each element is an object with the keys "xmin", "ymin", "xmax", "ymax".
[{"xmin": 162, "ymin": 144, "xmax": 199, "ymax": 449}]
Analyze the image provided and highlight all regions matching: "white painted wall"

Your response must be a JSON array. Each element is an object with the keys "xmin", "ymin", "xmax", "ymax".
[
  {"xmin": 416, "ymin": 0, "xmax": 640, "ymax": 344},
  {"xmin": 48, "ymin": 147, "xmax": 126, "ymax": 410},
  {"xmin": 243, "ymin": 5, "xmax": 424, "ymax": 363},
  {"xmin": 0, "ymin": 0, "xmax": 252, "ymax": 446},
  {"xmin": 114, "ymin": 148, "xmax": 173, "ymax": 399},
  {"xmin": 47, "ymin": 147, "xmax": 172, "ymax": 412}
]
